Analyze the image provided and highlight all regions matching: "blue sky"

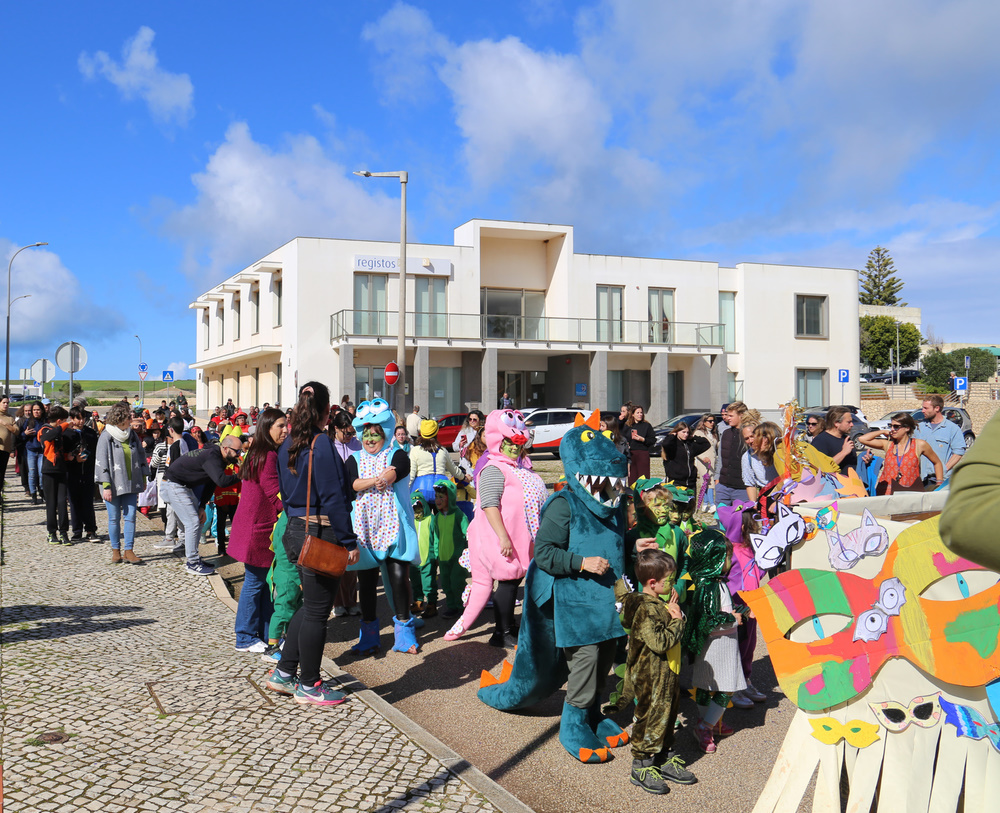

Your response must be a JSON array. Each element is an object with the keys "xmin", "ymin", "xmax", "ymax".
[{"xmin": 3, "ymin": 0, "xmax": 999, "ymax": 386}]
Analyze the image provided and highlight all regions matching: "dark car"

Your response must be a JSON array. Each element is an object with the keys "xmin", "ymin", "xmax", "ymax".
[{"xmin": 871, "ymin": 369, "xmax": 921, "ymax": 385}]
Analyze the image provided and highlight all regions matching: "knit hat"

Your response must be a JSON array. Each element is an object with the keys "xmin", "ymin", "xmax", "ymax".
[{"xmin": 419, "ymin": 419, "xmax": 439, "ymax": 439}]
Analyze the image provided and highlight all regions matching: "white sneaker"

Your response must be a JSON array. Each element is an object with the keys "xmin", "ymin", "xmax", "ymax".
[
  {"xmin": 154, "ymin": 539, "xmax": 178, "ymax": 549},
  {"xmin": 236, "ymin": 640, "xmax": 268, "ymax": 654},
  {"xmin": 744, "ymin": 682, "xmax": 767, "ymax": 702},
  {"xmin": 731, "ymin": 691, "xmax": 755, "ymax": 709}
]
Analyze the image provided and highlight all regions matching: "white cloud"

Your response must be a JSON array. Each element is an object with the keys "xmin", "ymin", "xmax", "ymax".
[
  {"xmin": 1, "ymin": 240, "xmax": 124, "ymax": 351},
  {"xmin": 79, "ymin": 26, "xmax": 194, "ymax": 125},
  {"xmin": 361, "ymin": 3, "xmax": 450, "ymax": 105},
  {"xmin": 162, "ymin": 121, "xmax": 400, "ymax": 282},
  {"xmin": 167, "ymin": 361, "xmax": 190, "ymax": 380}
]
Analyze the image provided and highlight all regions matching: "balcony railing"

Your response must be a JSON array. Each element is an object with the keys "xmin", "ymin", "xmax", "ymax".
[{"xmin": 331, "ymin": 310, "xmax": 725, "ymax": 349}]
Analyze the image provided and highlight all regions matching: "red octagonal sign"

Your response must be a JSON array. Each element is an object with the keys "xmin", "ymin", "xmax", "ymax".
[{"xmin": 384, "ymin": 362, "xmax": 400, "ymax": 386}]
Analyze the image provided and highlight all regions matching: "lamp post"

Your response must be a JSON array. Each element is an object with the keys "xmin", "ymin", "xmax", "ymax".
[
  {"xmin": 353, "ymin": 170, "xmax": 408, "ymax": 417},
  {"xmin": 5, "ymin": 242, "xmax": 48, "ymax": 395},
  {"xmin": 894, "ymin": 320, "xmax": 901, "ymax": 386},
  {"xmin": 134, "ymin": 334, "xmax": 143, "ymax": 406}
]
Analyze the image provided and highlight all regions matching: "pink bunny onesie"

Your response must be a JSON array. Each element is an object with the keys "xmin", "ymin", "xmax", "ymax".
[{"xmin": 444, "ymin": 409, "xmax": 547, "ymax": 641}]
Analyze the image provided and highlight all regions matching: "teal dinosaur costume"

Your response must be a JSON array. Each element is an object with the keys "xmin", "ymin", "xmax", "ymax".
[{"xmin": 478, "ymin": 410, "xmax": 631, "ymax": 763}]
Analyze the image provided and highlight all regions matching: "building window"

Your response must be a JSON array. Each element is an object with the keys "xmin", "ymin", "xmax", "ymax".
[
  {"xmin": 719, "ymin": 292, "xmax": 736, "ymax": 352},
  {"xmin": 274, "ymin": 278, "xmax": 283, "ymax": 327},
  {"xmin": 480, "ymin": 288, "xmax": 545, "ymax": 340},
  {"xmin": 250, "ymin": 285, "xmax": 260, "ymax": 334},
  {"xmin": 415, "ymin": 277, "xmax": 447, "ymax": 338},
  {"xmin": 354, "ymin": 274, "xmax": 388, "ymax": 335},
  {"xmin": 796, "ymin": 295, "xmax": 827, "ymax": 338},
  {"xmin": 253, "ymin": 367, "xmax": 259, "ymax": 406},
  {"xmin": 275, "ymin": 363, "xmax": 282, "ymax": 404},
  {"xmin": 597, "ymin": 285, "xmax": 624, "ymax": 343},
  {"xmin": 235, "ymin": 371, "xmax": 241, "ymax": 403},
  {"xmin": 648, "ymin": 288, "xmax": 674, "ymax": 343},
  {"xmin": 796, "ymin": 369, "xmax": 826, "ymax": 407},
  {"xmin": 202, "ymin": 311, "xmax": 209, "ymax": 351},
  {"xmin": 233, "ymin": 296, "xmax": 241, "ymax": 341},
  {"xmin": 217, "ymin": 305, "xmax": 224, "ymax": 346}
]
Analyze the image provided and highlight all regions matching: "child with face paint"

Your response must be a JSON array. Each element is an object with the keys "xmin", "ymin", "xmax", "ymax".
[
  {"xmin": 444, "ymin": 409, "xmax": 547, "ymax": 647},
  {"xmin": 409, "ymin": 491, "xmax": 437, "ymax": 617},
  {"xmin": 343, "ymin": 400, "xmax": 421, "ymax": 655},
  {"xmin": 430, "ymin": 479, "xmax": 470, "ymax": 618},
  {"xmin": 625, "ymin": 479, "xmax": 689, "ymax": 603}
]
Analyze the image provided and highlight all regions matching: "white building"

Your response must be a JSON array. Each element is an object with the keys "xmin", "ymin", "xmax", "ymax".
[{"xmin": 190, "ymin": 219, "xmax": 860, "ymax": 419}]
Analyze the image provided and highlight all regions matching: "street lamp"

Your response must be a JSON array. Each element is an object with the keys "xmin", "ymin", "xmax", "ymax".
[
  {"xmin": 5, "ymin": 242, "xmax": 48, "ymax": 395},
  {"xmin": 894, "ymin": 320, "xmax": 901, "ymax": 386},
  {"xmin": 134, "ymin": 334, "xmax": 143, "ymax": 406},
  {"xmin": 353, "ymin": 169, "xmax": 408, "ymax": 417}
]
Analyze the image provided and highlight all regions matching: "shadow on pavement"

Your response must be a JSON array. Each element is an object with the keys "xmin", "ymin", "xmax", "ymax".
[{"xmin": 0, "ymin": 603, "xmax": 156, "ymax": 644}]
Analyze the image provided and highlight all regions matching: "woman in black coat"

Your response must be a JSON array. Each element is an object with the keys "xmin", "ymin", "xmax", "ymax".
[
  {"xmin": 660, "ymin": 422, "xmax": 712, "ymax": 491},
  {"xmin": 626, "ymin": 405, "xmax": 656, "ymax": 482}
]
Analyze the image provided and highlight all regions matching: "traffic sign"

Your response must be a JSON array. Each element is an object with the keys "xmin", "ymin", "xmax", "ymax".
[
  {"xmin": 162, "ymin": 370, "xmax": 174, "ymax": 383},
  {"xmin": 55, "ymin": 341, "xmax": 87, "ymax": 374},
  {"xmin": 838, "ymin": 369, "xmax": 849, "ymax": 383},
  {"xmin": 33, "ymin": 380, "xmax": 41, "ymax": 389},
  {"xmin": 965, "ymin": 355, "xmax": 971, "ymax": 370},
  {"xmin": 139, "ymin": 371, "xmax": 148, "ymax": 381},
  {"xmin": 138, "ymin": 362, "xmax": 148, "ymax": 374},
  {"xmin": 383, "ymin": 362, "xmax": 400, "ymax": 386},
  {"xmin": 30, "ymin": 359, "xmax": 56, "ymax": 383},
  {"xmin": 954, "ymin": 377, "xmax": 968, "ymax": 392}
]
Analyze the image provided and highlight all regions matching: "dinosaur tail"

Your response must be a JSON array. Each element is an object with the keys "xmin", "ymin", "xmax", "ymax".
[{"xmin": 477, "ymin": 564, "xmax": 568, "ymax": 710}]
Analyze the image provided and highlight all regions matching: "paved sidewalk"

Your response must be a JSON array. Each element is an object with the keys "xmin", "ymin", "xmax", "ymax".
[{"xmin": 0, "ymin": 491, "xmax": 517, "ymax": 813}]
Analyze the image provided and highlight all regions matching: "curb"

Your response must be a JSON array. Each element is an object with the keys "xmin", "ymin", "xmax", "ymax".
[{"xmin": 208, "ymin": 571, "xmax": 535, "ymax": 813}]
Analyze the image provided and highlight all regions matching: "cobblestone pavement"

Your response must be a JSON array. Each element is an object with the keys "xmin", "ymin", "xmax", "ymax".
[{"xmin": 0, "ymin": 489, "xmax": 509, "ymax": 813}]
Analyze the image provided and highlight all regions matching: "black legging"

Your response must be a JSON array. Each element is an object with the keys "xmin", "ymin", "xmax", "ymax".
[
  {"xmin": 358, "ymin": 558, "xmax": 412, "ymax": 623},
  {"xmin": 492, "ymin": 578, "xmax": 521, "ymax": 635},
  {"xmin": 276, "ymin": 517, "xmax": 343, "ymax": 687},
  {"xmin": 42, "ymin": 473, "xmax": 69, "ymax": 535},
  {"xmin": 216, "ymin": 504, "xmax": 237, "ymax": 548},
  {"xmin": 17, "ymin": 447, "xmax": 29, "ymax": 494}
]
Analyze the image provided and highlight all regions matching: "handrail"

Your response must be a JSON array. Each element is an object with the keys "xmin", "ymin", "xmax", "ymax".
[{"xmin": 330, "ymin": 309, "xmax": 725, "ymax": 348}]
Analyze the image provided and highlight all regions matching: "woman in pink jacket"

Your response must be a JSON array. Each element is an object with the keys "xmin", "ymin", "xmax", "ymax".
[
  {"xmin": 228, "ymin": 408, "xmax": 287, "ymax": 654},
  {"xmin": 444, "ymin": 409, "xmax": 548, "ymax": 648}
]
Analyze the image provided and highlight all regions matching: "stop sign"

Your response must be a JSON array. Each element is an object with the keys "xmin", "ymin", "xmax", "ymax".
[{"xmin": 384, "ymin": 361, "xmax": 400, "ymax": 386}]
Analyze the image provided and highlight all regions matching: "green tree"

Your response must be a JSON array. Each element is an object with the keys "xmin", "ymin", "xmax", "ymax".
[
  {"xmin": 859, "ymin": 246, "xmax": 907, "ymax": 306},
  {"xmin": 58, "ymin": 381, "xmax": 83, "ymax": 399},
  {"xmin": 859, "ymin": 316, "xmax": 921, "ymax": 369},
  {"xmin": 920, "ymin": 348, "xmax": 997, "ymax": 388}
]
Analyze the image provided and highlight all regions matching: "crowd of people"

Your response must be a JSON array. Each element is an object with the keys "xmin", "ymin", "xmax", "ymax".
[{"xmin": 1, "ymin": 385, "xmax": 972, "ymax": 795}]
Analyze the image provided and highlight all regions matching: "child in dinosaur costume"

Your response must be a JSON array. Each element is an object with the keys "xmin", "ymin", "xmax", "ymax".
[
  {"xmin": 431, "ymin": 479, "xmax": 470, "ymax": 618},
  {"xmin": 409, "ymin": 492, "xmax": 437, "ymax": 617},
  {"xmin": 444, "ymin": 409, "xmax": 547, "ymax": 647},
  {"xmin": 478, "ymin": 411, "xmax": 632, "ymax": 763},
  {"xmin": 625, "ymin": 478, "xmax": 689, "ymax": 602}
]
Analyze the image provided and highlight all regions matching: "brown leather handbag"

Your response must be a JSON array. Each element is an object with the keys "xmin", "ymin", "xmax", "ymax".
[{"xmin": 296, "ymin": 435, "xmax": 349, "ymax": 578}]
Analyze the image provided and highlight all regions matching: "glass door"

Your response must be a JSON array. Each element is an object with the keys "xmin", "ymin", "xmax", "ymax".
[
  {"xmin": 648, "ymin": 288, "xmax": 674, "ymax": 343},
  {"xmin": 354, "ymin": 275, "xmax": 387, "ymax": 335},
  {"xmin": 597, "ymin": 285, "xmax": 623, "ymax": 342}
]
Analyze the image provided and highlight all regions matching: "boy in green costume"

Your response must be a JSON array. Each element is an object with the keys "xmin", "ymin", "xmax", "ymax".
[
  {"xmin": 625, "ymin": 479, "xmax": 689, "ymax": 602},
  {"xmin": 409, "ymin": 492, "xmax": 438, "ymax": 617},
  {"xmin": 431, "ymin": 479, "xmax": 470, "ymax": 618}
]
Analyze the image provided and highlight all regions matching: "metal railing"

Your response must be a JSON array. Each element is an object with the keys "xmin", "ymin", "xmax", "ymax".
[{"xmin": 331, "ymin": 309, "xmax": 725, "ymax": 349}]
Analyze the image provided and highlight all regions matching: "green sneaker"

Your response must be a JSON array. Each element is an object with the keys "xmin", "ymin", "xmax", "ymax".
[
  {"xmin": 47, "ymin": 533, "xmax": 58, "ymax": 545},
  {"xmin": 294, "ymin": 679, "xmax": 347, "ymax": 706},
  {"xmin": 265, "ymin": 669, "xmax": 300, "ymax": 696}
]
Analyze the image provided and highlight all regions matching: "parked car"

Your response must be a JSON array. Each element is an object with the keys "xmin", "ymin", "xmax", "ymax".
[
  {"xmin": 870, "ymin": 369, "xmax": 921, "ymax": 385},
  {"xmin": 524, "ymin": 407, "xmax": 589, "ymax": 457},
  {"xmin": 803, "ymin": 404, "xmax": 870, "ymax": 424},
  {"xmin": 797, "ymin": 408, "xmax": 871, "ymax": 451},
  {"xmin": 651, "ymin": 412, "xmax": 723, "ymax": 452},
  {"xmin": 432, "ymin": 413, "xmax": 467, "ymax": 448},
  {"xmin": 868, "ymin": 407, "xmax": 976, "ymax": 448}
]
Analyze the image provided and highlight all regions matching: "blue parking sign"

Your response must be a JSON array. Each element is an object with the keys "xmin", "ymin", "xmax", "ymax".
[
  {"xmin": 954, "ymin": 376, "xmax": 968, "ymax": 392},
  {"xmin": 162, "ymin": 370, "xmax": 174, "ymax": 383},
  {"xmin": 838, "ymin": 369, "xmax": 850, "ymax": 383}
]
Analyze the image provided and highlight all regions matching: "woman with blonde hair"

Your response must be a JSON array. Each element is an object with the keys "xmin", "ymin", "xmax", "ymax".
[{"xmin": 742, "ymin": 421, "xmax": 781, "ymax": 502}]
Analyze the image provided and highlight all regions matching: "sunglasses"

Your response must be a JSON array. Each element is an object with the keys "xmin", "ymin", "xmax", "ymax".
[
  {"xmin": 807, "ymin": 421, "xmax": 819, "ymax": 426},
  {"xmin": 705, "ymin": 419, "xmax": 715, "ymax": 423},
  {"xmin": 889, "ymin": 424, "xmax": 904, "ymax": 430}
]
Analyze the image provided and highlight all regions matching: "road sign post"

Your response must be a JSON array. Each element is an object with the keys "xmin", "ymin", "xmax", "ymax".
[
  {"xmin": 55, "ymin": 341, "xmax": 87, "ymax": 405},
  {"xmin": 838, "ymin": 369, "xmax": 849, "ymax": 404},
  {"xmin": 162, "ymin": 370, "xmax": 174, "ymax": 401},
  {"xmin": 383, "ymin": 362, "xmax": 400, "ymax": 415}
]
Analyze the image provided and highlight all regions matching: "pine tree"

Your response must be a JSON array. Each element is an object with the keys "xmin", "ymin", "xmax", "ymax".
[{"xmin": 859, "ymin": 246, "xmax": 906, "ymax": 306}]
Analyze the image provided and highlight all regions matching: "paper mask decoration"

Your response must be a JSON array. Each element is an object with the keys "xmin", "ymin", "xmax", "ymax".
[
  {"xmin": 853, "ymin": 577, "xmax": 906, "ymax": 642},
  {"xmin": 834, "ymin": 468, "xmax": 868, "ymax": 499},
  {"xmin": 870, "ymin": 693, "xmax": 942, "ymax": 732},
  {"xmin": 939, "ymin": 697, "xmax": 1000, "ymax": 752},
  {"xmin": 809, "ymin": 718, "xmax": 881, "ymax": 748},
  {"xmin": 748, "ymin": 502, "xmax": 807, "ymax": 569},
  {"xmin": 815, "ymin": 502, "xmax": 839, "ymax": 530},
  {"xmin": 828, "ymin": 508, "xmax": 890, "ymax": 571}
]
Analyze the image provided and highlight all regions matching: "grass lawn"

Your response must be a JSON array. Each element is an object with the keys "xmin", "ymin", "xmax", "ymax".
[{"xmin": 9, "ymin": 379, "xmax": 197, "ymax": 392}]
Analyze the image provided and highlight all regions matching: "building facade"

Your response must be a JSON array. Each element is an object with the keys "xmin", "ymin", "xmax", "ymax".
[{"xmin": 190, "ymin": 219, "xmax": 860, "ymax": 420}]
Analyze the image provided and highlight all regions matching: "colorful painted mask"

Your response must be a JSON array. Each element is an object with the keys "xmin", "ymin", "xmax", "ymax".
[{"xmin": 744, "ymin": 516, "xmax": 1000, "ymax": 711}]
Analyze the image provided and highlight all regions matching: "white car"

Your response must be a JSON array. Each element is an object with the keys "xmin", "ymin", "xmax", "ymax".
[{"xmin": 523, "ymin": 408, "xmax": 584, "ymax": 456}]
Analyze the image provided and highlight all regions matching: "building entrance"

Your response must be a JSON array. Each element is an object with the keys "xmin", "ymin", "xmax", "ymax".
[{"xmin": 498, "ymin": 371, "xmax": 545, "ymax": 411}]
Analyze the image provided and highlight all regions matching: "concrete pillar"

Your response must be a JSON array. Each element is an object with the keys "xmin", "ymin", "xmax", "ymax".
[
  {"xmin": 650, "ymin": 351, "xmax": 670, "ymax": 420},
  {"xmin": 710, "ymin": 352, "xmax": 729, "ymax": 410},
  {"xmin": 462, "ymin": 351, "xmax": 482, "ymax": 410},
  {"xmin": 589, "ymin": 351, "xmax": 608, "ymax": 412},
  {"xmin": 336, "ymin": 346, "xmax": 356, "ymax": 408},
  {"xmin": 481, "ymin": 347, "xmax": 498, "ymax": 413},
  {"xmin": 413, "ymin": 345, "xmax": 430, "ymax": 418}
]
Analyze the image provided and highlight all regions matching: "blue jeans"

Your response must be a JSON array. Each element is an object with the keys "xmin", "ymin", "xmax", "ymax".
[
  {"xmin": 235, "ymin": 564, "xmax": 274, "ymax": 648},
  {"xmin": 105, "ymin": 492, "xmax": 139, "ymax": 550},
  {"xmin": 26, "ymin": 448, "xmax": 43, "ymax": 495},
  {"xmin": 715, "ymin": 483, "xmax": 749, "ymax": 507}
]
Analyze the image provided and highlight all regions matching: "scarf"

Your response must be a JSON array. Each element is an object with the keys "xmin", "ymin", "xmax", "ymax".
[
  {"xmin": 681, "ymin": 528, "xmax": 735, "ymax": 659},
  {"xmin": 106, "ymin": 424, "xmax": 130, "ymax": 444}
]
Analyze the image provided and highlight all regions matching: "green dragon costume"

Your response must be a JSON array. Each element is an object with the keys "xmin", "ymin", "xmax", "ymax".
[{"xmin": 478, "ymin": 411, "xmax": 632, "ymax": 763}]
